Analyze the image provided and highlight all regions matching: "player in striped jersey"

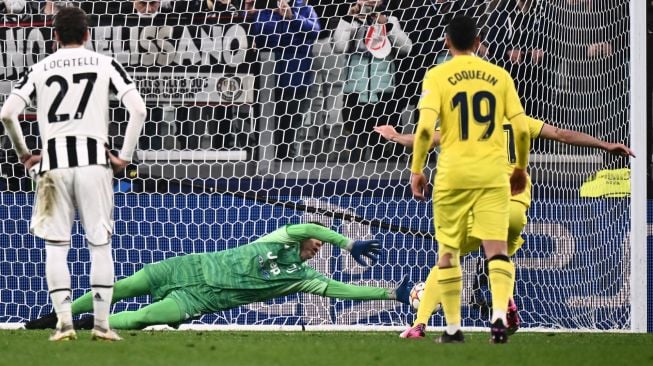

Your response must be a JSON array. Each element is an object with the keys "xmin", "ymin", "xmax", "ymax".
[
  {"xmin": 24, "ymin": 223, "xmax": 412, "ymax": 330},
  {"xmin": 374, "ymin": 120, "xmax": 634, "ymax": 337},
  {"xmin": 0, "ymin": 7, "xmax": 146, "ymax": 341}
]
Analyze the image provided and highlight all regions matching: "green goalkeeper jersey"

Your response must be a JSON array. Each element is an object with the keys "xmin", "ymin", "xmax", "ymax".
[
  {"xmin": 199, "ymin": 223, "xmax": 351, "ymax": 291},
  {"xmin": 140, "ymin": 223, "xmax": 390, "ymax": 314}
]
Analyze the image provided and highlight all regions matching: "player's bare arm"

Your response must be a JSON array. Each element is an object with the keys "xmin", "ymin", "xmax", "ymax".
[
  {"xmin": 106, "ymin": 148, "xmax": 129, "ymax": 174},
  {"xmin": 510, "ymin": 168, "xmax": 527, "ymax": 196},
  {"xmin": 410, "ymin": 107, "xmax": 437, "ymax": 201},
  {"xmin": 410, "ymin": 172, "xmax": 429, "ymax": 201},
  {"xmin": 539, "ymin": 124, "xmax": 635, "ymax": 157},
  {"xmin": 373, "ymin": 125, "xmax": 440, "ymax": 149},
  {"xmin": 19, "ymin": 154, "xmax": 42, "ymax": 171}
]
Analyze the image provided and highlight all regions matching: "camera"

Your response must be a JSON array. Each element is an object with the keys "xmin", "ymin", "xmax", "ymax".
[
  {"xmin": 359, "ymin": 5, "xmax": 375, "ymax": 15},
  {"xmin": 359, "ymin": 0, "xmax": 387, "ymax": 15}
]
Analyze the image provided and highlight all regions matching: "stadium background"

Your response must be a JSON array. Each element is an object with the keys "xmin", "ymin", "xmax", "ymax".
[{"xmin": 0, "ymin": 1, "xmax": 650, "ymax": 332}]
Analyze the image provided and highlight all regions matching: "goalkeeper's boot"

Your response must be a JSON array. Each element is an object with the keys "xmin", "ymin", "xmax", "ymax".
[
  {"xmin": 25, "ymin": 311, "xmax": 58, "ymax": 329},
  {"xmin": 490, "ymin": 319, "xmax": 508, "ymax": 344},
  {"xmin": 399, "ymin": 323, "xmax": 425, "ymax": 339},
  {"xmin": 435, "ymin": 330, "xmax": 465, "ymax": 343},
  {"xmin": 49, "ymin": 324, "xmax": 77, "ymax": 342},
  {"xmin": 506, "ymin": 299, "xmax": 520, "ymax": 335},
  {"xmin": 91, "ymin": 327, "xmax": 123, "ymax": 342},
  {"xmin": 394, "ymin": 275, "xmax": 411, "ymax": 305},
  {"xmin": 167, "ymin": 322, "xmax": 181, "ymax": 330}
]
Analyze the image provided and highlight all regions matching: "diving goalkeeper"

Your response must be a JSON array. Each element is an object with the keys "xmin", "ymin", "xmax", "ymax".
[{"xmin": 26, "ymin": 223, "xmax": 411, "ymax": 333}]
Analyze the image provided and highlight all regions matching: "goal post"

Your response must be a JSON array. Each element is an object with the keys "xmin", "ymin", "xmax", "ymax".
[
  {"xmin": 628, "ymin": 0, "xmax": 648, "ymax": 333},
  {"xmin": 0, "ymin": 1, "xmax": 649, "ymax": 332}
]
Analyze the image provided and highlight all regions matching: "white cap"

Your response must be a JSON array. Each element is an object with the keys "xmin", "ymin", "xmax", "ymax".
[{"xmin": 364, "ymin": 23, "xmax": 391, "ymax": 59}]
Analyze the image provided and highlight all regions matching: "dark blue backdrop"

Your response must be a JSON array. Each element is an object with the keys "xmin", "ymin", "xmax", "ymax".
[{"xmin": 0, "ymin": 190, "xmax": 648, "ymax": 331}]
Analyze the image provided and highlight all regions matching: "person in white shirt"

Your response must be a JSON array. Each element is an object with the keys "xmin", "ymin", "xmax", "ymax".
[
  {"xmin": 0, "ymin": 6, "xmax": 146, "ymax": 342},
  {"xmin": 333, "ymin": 0, "xmax": 413, "ymax": 161},
  {"xmin": 0, "ymin": 0, "xmax": 26, "ymax": 14}
]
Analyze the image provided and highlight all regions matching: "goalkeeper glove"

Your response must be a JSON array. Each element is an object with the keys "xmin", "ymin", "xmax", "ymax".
[
  {"xmin": 394, "ymin": 275, "xmax": 411, "ymax": 305},
  {"xmin": 346, "ymin": 239, "xmax": 381, "ymax": 267}
]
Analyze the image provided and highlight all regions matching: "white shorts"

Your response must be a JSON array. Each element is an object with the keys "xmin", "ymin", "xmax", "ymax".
[{"xmin": 30, "ymin": 165, "xmax": 114, "ymax": 244}]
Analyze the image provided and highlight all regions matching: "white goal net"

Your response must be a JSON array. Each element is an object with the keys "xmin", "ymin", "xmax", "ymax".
[{"xmin": 0, "ymin": 0, "xmax": 643, "ymax": 331}]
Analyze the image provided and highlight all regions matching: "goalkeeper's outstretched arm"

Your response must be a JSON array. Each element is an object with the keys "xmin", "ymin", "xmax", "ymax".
[
  {"xmin": 298, "ymin": 277, "xmax": 411, "ymax": 305},
  {"xmin": 285, "ymin": 223, "xmax": 351, "ymax": 249},
  {"xmin": 325, "ymin": 280, "xmax": 393, "ymax": 301},
  {"xmin": 285, "ymin": 223, "xmax": 382, "ymax": 266}
]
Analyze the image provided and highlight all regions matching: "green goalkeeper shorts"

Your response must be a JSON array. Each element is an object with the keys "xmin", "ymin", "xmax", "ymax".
[{"xmin": 143, "ymin": 254, "xmax": 222, "ymax": 318}]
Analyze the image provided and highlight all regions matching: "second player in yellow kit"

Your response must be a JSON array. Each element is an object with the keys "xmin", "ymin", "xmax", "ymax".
[
  {"xmin": 409, "ymin": 15, "xmax": 531, "ymax": 344},
  {"xmin": 460, "ymin": 117, "xmax": 544, "ymax": 254}
]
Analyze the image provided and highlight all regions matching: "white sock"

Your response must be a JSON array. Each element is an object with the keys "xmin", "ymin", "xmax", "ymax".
[
  {"xmin": 445, "ymin": 323, "xmax": 460, "ymax": 335},
  {"xmin": 89, "ymin": 241, "xmax": 114, "ymax": 330},
  {"xmin": 491, "ymin": 310, "xmax": 507, "ymax": 324},
  {"xmin": 45, "ymin": 242, "xmax": 72, "ymax": 328}
]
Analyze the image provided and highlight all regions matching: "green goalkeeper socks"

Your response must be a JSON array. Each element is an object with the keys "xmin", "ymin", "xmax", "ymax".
[
  {"xmin": 108, "ymin": 298, "xmax": 185, "ymax": 330},
  {"xmin": 71, "ymin": 269, "xmax": 151, "ymax": 315}
]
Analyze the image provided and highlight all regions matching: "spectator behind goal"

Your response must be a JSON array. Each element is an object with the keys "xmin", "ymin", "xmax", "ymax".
[
  {"xmin": 334, "ymin": 0, "xmax": 412, "ymax": 161},
  {"xmin": 244, "ymin": 0, "xmax": 320, "ymax": 160}
]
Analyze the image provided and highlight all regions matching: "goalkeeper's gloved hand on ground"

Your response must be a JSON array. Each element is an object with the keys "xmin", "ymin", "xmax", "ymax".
[{"xmin": 346, "ymin": 239, "xmax": 381, "ymax": 266}]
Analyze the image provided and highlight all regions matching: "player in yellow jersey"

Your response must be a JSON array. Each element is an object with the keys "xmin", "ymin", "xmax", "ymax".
[
  {"xmin": 374, "ymin": 119, "xmax": 634, "ymax": 337},
  {"xmin": 410, "ymin": 15, "xmax": 532, "ymax": 344}
]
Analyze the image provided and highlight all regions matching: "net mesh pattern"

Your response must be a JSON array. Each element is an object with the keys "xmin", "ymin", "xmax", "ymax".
[{"xmin": 0, "ymin": 0, "xmax": 632, "ymax": 330}]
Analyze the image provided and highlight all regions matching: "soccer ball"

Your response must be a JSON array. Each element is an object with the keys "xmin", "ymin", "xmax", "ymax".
[
  {"xmin": 409, "ymin": 282, "xmax": 441, "ymax": 313},
  {"xmin": 409, "ymin": 282, "xmax": 426, "ymax": 310}
]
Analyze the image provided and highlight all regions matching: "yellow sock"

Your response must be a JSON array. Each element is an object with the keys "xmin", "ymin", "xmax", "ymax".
[
  {"xmin": 437, "ymin": 266, "xmax": 462, "ymax": 327},
  {"xmin": 488, "ymin": 258, "xmax": 515, "ymax": 321},
  {"xmin": 414, "ymin": 266, "xmax": 441, "ymax": 326}
]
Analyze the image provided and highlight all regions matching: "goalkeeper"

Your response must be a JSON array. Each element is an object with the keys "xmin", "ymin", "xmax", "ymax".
[
  {"xmin": 26, "ymin": 223, "xmax": 411, "ymax": 331},
  {"xmin": 375, "ymin": 119, "xmax": 634, "ymax": 338}
]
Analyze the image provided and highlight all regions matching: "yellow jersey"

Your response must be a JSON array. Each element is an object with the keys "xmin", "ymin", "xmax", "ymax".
[
  {"xmin": 505, "ymin": 117, "xmax": 544, "ymax": 208},
  {"xmin": 412, "ymin": 55, "xmax": 527, "ymax": 190},
  {"xmin": 434, "ymin": 116, "xmax": 543, "ymax": 207}
]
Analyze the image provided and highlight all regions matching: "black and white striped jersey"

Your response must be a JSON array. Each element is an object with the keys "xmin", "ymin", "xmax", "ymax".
[
  {"xmin": 11, "ymin": 47, "xmax": 136, "ymax": 172},
  {"xmin": 43, "ymin": 135, "xmax": 109, "ymax": 170}
]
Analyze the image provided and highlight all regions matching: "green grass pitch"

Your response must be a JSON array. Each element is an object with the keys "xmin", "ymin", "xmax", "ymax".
[{"xmin": 1, "ymin": 330, "xmax": 652, "ymax": 366}]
